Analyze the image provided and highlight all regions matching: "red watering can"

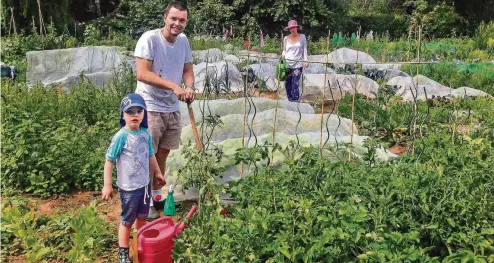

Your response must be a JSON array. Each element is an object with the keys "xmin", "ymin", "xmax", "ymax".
[{"xmin": 134, "ymin": 205, "xmax": 197, "ymax": 263}]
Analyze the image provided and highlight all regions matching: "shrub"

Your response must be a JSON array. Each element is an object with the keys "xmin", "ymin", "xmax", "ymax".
[
  {"xmin": 474, "ymin": 21, "xmax": 494, "ymax": 50},
  {"xmin": 469, "ymin": 49, "xmax": 490, "ymax": 61},
  {"xmin": 1, "ymin": 69, "xmax": 135, "ymax": 197}
]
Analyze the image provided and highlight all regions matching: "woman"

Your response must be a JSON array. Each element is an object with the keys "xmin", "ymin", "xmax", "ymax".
[{"xmin": 282, "ymin": 20, "xmax": 308, "ymax": 102}]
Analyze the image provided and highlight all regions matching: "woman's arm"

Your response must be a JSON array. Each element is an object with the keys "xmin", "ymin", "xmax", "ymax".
[
  {"xmin": 303, "ymin": 34, "xmax": 308, "ymax": 62},
  {"xmin": 281, "ymin": 36, "xmax": 286, "ymax": 58}
]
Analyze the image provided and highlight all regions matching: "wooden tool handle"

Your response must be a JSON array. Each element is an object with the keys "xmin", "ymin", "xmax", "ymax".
[{"xmin": 187, "ymin": 103, "xmax": 202, "ymax": 152}]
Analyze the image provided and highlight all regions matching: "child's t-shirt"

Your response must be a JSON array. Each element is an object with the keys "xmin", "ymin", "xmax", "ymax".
[{"xmin": 105, "ymin": 128, "xmax": 154, "ymax": 191}]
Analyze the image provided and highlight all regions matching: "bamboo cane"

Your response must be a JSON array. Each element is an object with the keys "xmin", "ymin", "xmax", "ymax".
[
  {"xmin": 319, "ymin": 30, "xmax": 330, "ymax": 156},
  {"xmin": 240, "ymin": 34, "xmax": 251, "ymax": 178},
  {"xmin": 412, "ymin": 26, "xmax": 422, "ymax": 155},
  {"xmin": 271, "ymin": 31, "xmax": 283, "ymax": 165},
  {"xmin": 349, "ymin": 28, "xmax": 361, "ymax": 161}
]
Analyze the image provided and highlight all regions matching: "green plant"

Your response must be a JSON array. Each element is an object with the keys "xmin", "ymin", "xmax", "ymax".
[
  {"xmin": 1, "ymin": 197, "xmax": 52, "ymax": 262},
  {"xmin": 1, "ymin": 197, "xmax": 116, "ymax": 262},
  {"xmin": 469, "ymin": 49, "xmax": 490, "ymax": 61},
  {"xmin": 174, "ymin": 131, "xmax": 494, "ymax": 261},
  {"xmin": 66, "ymin": 201, "xmax": 115, "ymax": 262},
  {"xmin": 178, "ymin": 142, "xmax": 226, "ymax": 207},
  {"xmin": 474, "ymin": 21, "xmax": 494, "ymax": 50},
  {"xmin": 83, "ymin": 24, "xmax": 101, "ymax": 46}
]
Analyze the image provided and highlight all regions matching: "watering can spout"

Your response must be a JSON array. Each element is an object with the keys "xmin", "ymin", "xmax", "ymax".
[{"xmin": 175, "ymin": 205, "xmax": 197, "ymax": 236}]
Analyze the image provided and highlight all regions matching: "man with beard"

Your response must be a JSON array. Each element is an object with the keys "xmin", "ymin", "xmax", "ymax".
[{"xmin": 134, "ymin": 1, "xmax": 195, "ymax": 220}]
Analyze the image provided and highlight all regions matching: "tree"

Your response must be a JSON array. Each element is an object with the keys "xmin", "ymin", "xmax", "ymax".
[
  {"xmin": 190, "ymin": 0, "xmax": 234, "ymax": 35},
  {"xmin": 229, "ymin": 0, "xmax": 348, "ymax": 38},
  {"xmin": 0, "ymin": 0, "xmax": 120, "ymax": 35},
  {"xmin": 1, "ymin": 0, "xmax": 71, "ymax": 34},
  {"xmin": 422, "ymin": 2, "xmax": 463, "ymax": 37}
]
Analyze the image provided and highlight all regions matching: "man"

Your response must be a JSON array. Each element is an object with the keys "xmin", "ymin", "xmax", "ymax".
[{"xmin": 134, "ymin": 1, "xmax": 195, "ymax": 219}]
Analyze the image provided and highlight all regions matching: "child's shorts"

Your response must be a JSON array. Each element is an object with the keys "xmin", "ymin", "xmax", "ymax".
[{"xmin": 119, "ymin": 184, "xmax": 151, "ymax": 226}]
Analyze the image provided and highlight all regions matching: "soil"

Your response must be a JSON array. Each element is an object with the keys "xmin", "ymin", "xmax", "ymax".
[
  {"xmin": 309, "ymin": 99, "xmax": 338, "ymax": 114},
  {"xmin": 454, "ymin": 124, "xmax": 471, "ymax": 135},
  {"xmin": 250, "ymin": 88, "xmax": 279, "ymax": 99},
  {"xmin": 389, "ymin": 142, "xmax": 409, "ymax": 156}
]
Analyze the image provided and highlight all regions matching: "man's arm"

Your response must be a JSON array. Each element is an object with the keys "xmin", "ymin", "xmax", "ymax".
[
  {"xmin": 135, "ymin": 57, "xmax": 188, "ymax": 101},
  {"xmin": 182, "ymin": 62, "xmax": 195, "ymax": 103}
]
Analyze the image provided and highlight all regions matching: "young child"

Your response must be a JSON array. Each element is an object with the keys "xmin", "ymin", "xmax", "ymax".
[{"xmin": 101, "ymin": 93, "xmax": 165, "ymax": 263}]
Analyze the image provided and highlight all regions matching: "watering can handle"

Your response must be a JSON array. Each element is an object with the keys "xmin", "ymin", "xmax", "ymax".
[
  {"xmin": 137, "ymin": 216, "xmax": 174, "ymax": 237},
  {"xmin": 175, "ymin": 205, "xmax": 198, "ymax": 236},
  {"xmin": 185, "ymin": 205, "xmax": 197, "ymax": 219}
]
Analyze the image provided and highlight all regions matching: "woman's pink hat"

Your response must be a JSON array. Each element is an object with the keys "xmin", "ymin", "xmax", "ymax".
[{"xmin": 284, "ymin": 20, "xmax": 301, "ymax": 31}]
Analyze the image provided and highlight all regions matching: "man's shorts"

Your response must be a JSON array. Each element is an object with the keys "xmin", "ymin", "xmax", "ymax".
[
  {"xmin": 147, "ymin": 111, "xmax": 182, "ymax": 151},
  {"xmin": 119, "ymin": 184, "xmax": 151, "ymax": 226}
]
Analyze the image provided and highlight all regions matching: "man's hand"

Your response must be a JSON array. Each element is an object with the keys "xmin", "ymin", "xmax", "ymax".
[
  {"xmin": 185, "ymin": 86, "xmax": 196, "ymax": 103},
  {"xmin": 102, "ymin": 186, "xmax": 113, "ymax": 201},
  {"xmin": 155, "ymin": 173, "xmax": 166, "ymax": 187},
  {"xmin": 304, "ymin": 63, "xmax": 309, "ymax": 68},
  {"xmin": 172, "ymin": 85, "xmax": 187, "ymax": 101}
]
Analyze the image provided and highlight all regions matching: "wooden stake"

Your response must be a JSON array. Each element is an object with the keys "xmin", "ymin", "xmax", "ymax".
[
  {"xmin": 36, "ymin": 0, "xmax": 45, "ymax": 36},
  {"xmin": 271, "ymin": 31, "xmax": 284, "ymax": 164},
  {"xmin": 188, "ymin": 104, "xmax": 203, "ymax": 152},
  {"xmin": 32, "ymin": 16, "xmax": 36, "ymax": 33},
  {"xmin": 412, "ymin": 26, "xmax": 422, "ymax": 155},
  {"xmin": 319, "ymin": 30, "xmax": 330, "ymax": 156},
  {"xmin": 8, "ymin": 11, "xmax": 12, "ymax": 36},
  {"xmin": 10, "ymin": 8, "xmax": 17, "ymax": 36},
  {"xmin": 240, "ymin": 35, "xmax": 251, "ymax": 178},
  {"xmin": 349, "ymin": 28, "xmax": 361, "ymax": 161}
]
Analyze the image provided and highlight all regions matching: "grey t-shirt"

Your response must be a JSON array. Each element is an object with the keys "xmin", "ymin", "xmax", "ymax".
[
  {"xmin": 134, "ymin": 29, "xmax": 193, "ymax": 113},
  {"xmin": 105, "ymin": 128, "xmax": 154, "ymax": 191}
]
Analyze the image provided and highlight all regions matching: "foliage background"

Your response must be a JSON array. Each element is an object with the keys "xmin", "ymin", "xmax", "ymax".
[{"xmin": 2, "ymin": 0, "xmax": 493, "ymax": 39}]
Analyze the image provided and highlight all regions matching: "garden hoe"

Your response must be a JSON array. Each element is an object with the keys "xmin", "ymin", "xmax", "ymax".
[{"xmin": 187, "ymin": 101, "xmax": 202, "ymax": 152}]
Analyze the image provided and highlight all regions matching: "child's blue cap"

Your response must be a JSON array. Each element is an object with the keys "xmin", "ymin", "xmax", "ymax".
[{"xmin": 120, "ymin": 93, "xmax": 148, "ymax": 129}]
